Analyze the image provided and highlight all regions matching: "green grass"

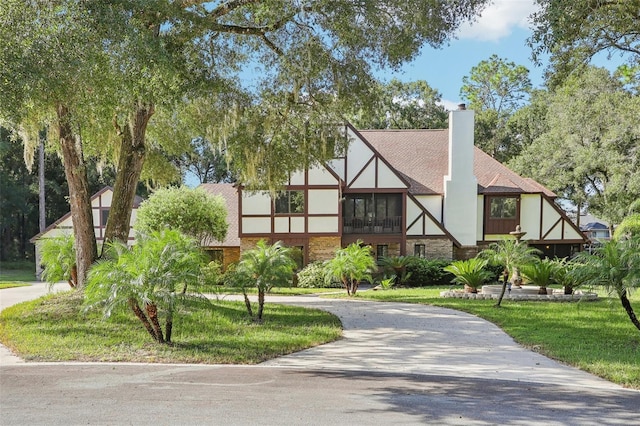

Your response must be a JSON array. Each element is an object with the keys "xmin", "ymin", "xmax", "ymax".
[
  {"xmin": 0, "ymin": 291, "xmax": 342, "ymax": 364},
  {"xmin": 351, "ymin": 286, "xmax": 640, "ymax": 389},
  {"xmin": 0, "ymin": 261, "xmax": 36, "ymax": 282},
  {"xmin": 0, "ymin": 282, "xmax": 31, "ymax": 289}
]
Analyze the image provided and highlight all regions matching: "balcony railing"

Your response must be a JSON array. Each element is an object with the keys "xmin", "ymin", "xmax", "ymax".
[{"xmin": 342, "ymin": 216, "xmax": 402, "ymax": 234}]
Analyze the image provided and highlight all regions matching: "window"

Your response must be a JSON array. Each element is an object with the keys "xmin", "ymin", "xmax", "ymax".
[
  {"xmin": 414, "ymin": 244, "xmax": 426, "ymax": 258},
  {"xmin": 100, "ymin": 209, "xmax": 110, "ymax": 227},
  {"xmin": 275, "ymin": 191, "xmax": 305, "ymax": 214},
  {"xmin": 207, "ymin": 249, "xmax": 224, "ymax": 264},
  {"xmin": 489, "ymin": 197, "xmax": 517, "ymax": 219},
  {"xmin": 376, "ymin": 244, "xmax": 388, "ymax": 262},
  {"xmin": 485, "ymin": 196, "xmax": 519, "ymax": 234}
]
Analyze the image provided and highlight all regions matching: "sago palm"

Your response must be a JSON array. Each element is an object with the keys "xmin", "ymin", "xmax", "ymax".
[
  {"xmin": 444, "ymin": 257, "xmax": 492, "ymax": 293},
  {"xmin": 520, "ymin": 258, "xmax": 557, "ymax": 295}
]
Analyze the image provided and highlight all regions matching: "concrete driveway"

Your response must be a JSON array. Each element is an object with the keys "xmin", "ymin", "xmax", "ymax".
[{"xmin": 1, "ymin": 284, "xmax": 638, "ymax": 425}]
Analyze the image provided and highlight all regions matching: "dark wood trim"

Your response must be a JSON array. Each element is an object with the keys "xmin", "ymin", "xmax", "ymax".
[
  {"xmin": 540, "ymin": 193, "xmax": 587, "ymax": 242},
  {"xmin": 347, "ymin": 154, "xmax": 375, "ymax": 188},
  {"xmin": 542, "ymin": 217, "xmax": 563, "ymax": 240},
  {"xmin": 407, "ymin": 213, "xmax": 423, "ymax": 234},
  {"xmin": 406, "ymin": 235, "xmax": 454, "ymax": 240},
  {"xmin": 407, "ymin": 193, "xmax": 461, "ymax": 247},
  {"xmin": 343, "ymin": 188, "xmax": 406, "ymax": 194}
]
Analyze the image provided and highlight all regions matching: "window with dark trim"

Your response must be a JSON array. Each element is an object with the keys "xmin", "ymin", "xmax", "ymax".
[
  {"xmin": 485, "ymin": 196, "xmax": 519, "ymax": 234},
  {"xmin": 376, "ymin": 244, "xmax": 388, "ymax": 262},
  {"xmin": 100, "ymin": 209, "xmax": 110, "ymax": 227},
  {"xmin": 489, "ymin": 197, "xmax": 517, "ymax": 219},
  {"xmin": 207, "ymin": 249, "xmax": 224, "ymax": 264},
  {"xmin": 414, "ymin": 244, "xmax": 426, "ymax": 258},
  {"xmin": 274, "ymin": 191, "xmax": 305, "ymax": 214}
]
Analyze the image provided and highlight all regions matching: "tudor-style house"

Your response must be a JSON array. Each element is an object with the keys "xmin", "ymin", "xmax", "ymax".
[{"xmin": 235, "ymin": 107, "xmax": 586, "ymax": 265}]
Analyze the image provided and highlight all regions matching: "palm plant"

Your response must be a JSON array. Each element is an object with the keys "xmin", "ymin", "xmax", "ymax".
[
  {"xmin": 39, "ymin": 234, "xmax": 77, "ymax": 288},
  {"xmin": 573, "ymin": 236, "xmax": 640, "ymax": 332},
  {"xmin": 520, "ymin": 258, "xmax": 558, "ymax": 295},
  {"xmin": 379, "ymin": 255, "xmax": 412, "ymax": 286},
  {"xmin": 443, "ymin": 257, "xmax": 492, "ymax": 293},
  {"xmin": 236, "ymin": 240, "xmax": 297, "ymax": 321},
  {"xmin": 550, "ymin": 258, "xmax": 581, "ymax": 295},
  {"xmin": 324, "ymin": 241, "xmax": 377, "ymax": 296},
  {"xmin": 85, "ymin": 230, "xmax": 207, "ymax": 344},
  {"xmin": 479, "ymin": 238, "xmax": 541, "ymax": 307}
]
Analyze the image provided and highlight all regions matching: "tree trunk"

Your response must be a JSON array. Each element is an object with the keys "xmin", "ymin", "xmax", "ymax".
[
  {"xmin": 242, "ymin": 289, "xmax": 253, "ymax": 318},
  {"xmin": 146, "ymin": 303, "xmax": 165, "ymax": 343},
  {"xmin": 257, "ymin": 289, "xmax": 265, "ymax": 321},
  {"xmin": 68, "ymin": 264, "xmax": 78, "ymax": 288},
  {"xmin": 564, "ymin": 284, "xmax": 574, "ymax": 295},
  {"xmin": 38, "ymin": 137, "xmax": 46, "ymax": 232},
  {"xmin": 57, "ymin": 103, "xmax": 97, "ymax": 289},
  {"xmin": 494, "ymin": 270, "xmax": 509, "ymax": 308},
  {"xmin": 129, "ymin": 298, "xmax": 158, "ymax": 342},
  {"xmin": 620, "ymin": 292, "xmax": 640, "ymax": 332},
  {"xmin": 103, "ymin": 103, "xmax": 154, "ymax": 249},
  {"xmin": 165, "ymin": 309, "xmax": 173, "ymax": 344}
]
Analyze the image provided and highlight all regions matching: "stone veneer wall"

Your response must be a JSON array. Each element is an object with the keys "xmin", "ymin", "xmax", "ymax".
[
  {"xmin": 240, "ymin": 237, "xmax": 264, "ymax": 254},
  {"xmin": 309, "ymin": 236, "xmax": 342, "ymax": 262},
  {"xmin": 407, "ymin": 238, "xmax": 453, "ymax": 260},
  {"xmin": 223, "ymin": 247, "xmax": 241, "ymax": 270},
  {"xmin": 453, "ymin": 246, "xmax": 479, "ymax": 260}
]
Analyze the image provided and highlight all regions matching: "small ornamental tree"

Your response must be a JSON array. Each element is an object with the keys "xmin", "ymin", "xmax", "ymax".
[
  {"xmin": 324, "ymin": 241, "xmax": 377, "ymax": 296},
  {"xmin": 38, "ymin": 234, "xmax": 77, "ymax": 289},
  {"xmin": 479, "ymin": 239, "xmax": 541, "ymax": 307},
  {"xmin": 573, "ymin": 236, "xmax": 640, "ymax": 333},
  {"xmin": 134, "ymin": 186, "xmax": 228, "ymax": 244},
  {"xmin": 236, "ymin": 240, "xmax": 297, "ymax": 321},
  {"xmin": 85, "ymin": 229, "xmax": 207, "ymax": 344}
]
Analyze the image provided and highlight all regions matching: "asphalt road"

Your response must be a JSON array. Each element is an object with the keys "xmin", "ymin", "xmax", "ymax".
[{"xmin": 1, "ymin": 285, "xmax": 638, "ymax": 425}]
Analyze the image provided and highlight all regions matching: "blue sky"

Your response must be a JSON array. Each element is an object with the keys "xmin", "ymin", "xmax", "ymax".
[{"xmin": 376, "ymin": 0, "xmax": 544, "ymax": 110}]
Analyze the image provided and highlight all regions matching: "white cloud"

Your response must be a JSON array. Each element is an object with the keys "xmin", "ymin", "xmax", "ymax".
[{"xmin": 456, "ymin": 0, "xmax": 540, "ymax": 42}]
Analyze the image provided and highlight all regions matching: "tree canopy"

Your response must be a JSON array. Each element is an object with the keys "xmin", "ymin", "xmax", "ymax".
[
  {"xmin": 510, "ymin": 67, "xmax": 640, "ymax": 225},
  {"xmin": 530, "ymin": 0, "xmax": 640, "ymax": 87}
]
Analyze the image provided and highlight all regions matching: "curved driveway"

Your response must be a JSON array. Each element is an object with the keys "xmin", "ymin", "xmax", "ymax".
[{"xmin": 1, "ymin": 284, "xmax": 638, "ymax": 425}]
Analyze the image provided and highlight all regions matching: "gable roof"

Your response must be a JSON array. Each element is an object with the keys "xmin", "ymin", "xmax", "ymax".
[
  {"xmin": 30, "ymin": 186, "xmax": 143, "ymax": 242},
  {"xmin": 359, "ymin": 129, "xmax": 556, "ymax": 197},
  {"xmin": 199, "ymin": 183, "xmax": 240, "ymax": 247}
]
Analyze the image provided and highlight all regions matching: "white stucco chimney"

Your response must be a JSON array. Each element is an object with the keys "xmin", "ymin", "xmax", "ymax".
[{"xmin": 443, "ymin": 106, "xmax": 478, "ymax": 247}]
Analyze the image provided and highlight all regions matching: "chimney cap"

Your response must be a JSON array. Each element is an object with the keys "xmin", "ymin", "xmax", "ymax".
[{"xmin": 457, "ymin": 103, "xmax": 466, "ymax": 110}]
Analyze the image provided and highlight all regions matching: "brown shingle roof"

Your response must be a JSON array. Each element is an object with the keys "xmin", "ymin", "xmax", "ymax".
[
  {"xmin": 359, "ymin": 129, "xmax": 555, "ymax": 197},
  {"xmin": 199, "ymin": 183, "xmax": 240, "ymax": 247}
]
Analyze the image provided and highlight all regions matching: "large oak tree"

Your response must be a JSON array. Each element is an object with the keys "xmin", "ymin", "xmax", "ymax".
[{"xmin": 1, "ymin": 0, "xmax": 490, "ymax": 286}]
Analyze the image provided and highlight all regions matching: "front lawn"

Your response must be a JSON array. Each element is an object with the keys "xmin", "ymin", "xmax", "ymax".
[
  {"xmin": 0, "ymin": 291, "xmax": 342, "ymax": 364},
  {"xmin": 353, "ymin": 286, "xmax": 640, "ymax": 389},
  {"xmin": 0, "ymin": 261, "xmax": 35, "ymax": 282}
]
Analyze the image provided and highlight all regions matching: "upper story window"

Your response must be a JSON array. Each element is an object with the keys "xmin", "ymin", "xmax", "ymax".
[
  {"xmin": 485, "ymin": 196, "xmax": 519, "ymax": 234},
  {"xmin": 274, "ymin": 190, "xmax": 305, "ymax": 214},
  {"xmin": 489, "ymin": 197, "xmax": 517, "ymax": 219}
]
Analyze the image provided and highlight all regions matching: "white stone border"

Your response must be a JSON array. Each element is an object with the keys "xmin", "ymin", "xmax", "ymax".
[{"xmin": 439, "ymin": 291, "xmax": 599, "ymax": 301}]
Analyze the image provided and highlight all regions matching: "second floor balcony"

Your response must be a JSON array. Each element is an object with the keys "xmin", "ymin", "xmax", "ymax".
[{"xmin": 342, "ymin": 215, "xmax": 402, "ymax": 234}]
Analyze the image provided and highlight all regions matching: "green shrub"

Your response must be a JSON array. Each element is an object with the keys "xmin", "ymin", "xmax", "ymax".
[
  {"xmin": 297, "ymin": 261, "xmax": 341, "ymax": 288},
  {"xmin": 198, "ymin": 261, "xmax": 223, "ymax": 292},
  {"xmin": 405, "ymin": 258, "xmax": 453, "ymax": 286}
]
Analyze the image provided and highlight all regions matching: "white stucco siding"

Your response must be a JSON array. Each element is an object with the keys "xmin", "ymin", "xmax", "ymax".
[
  {"xmin": 242, "ymin": 217, "xmax": 271, "ymax": 234},
  {"xmin": 520, "ymin": 195, "xmax": 542, "ymax": 240},
  {"xmin": 289, "ymin": 171, "xmax": 305, "ymax": 185},
  {"xmin": 346, "ymin": 131, "xmax": 374, "ymax": 184},
  {"xmin": 425, "ymin": 218, "xmax": 445, "ymax": 235},
  {"xmin": 542, "ymin": 199, "xmax": 562, "ymax": 239},
  {"xmin": 349, "ymin": 160, "xmax": 376, "ymax": 188},
  {"xmin": 414, "ymin": 195, "xmax": 442, "ymax": 222},
  {"xmin": 274, "ymin": 217, "xmax": 289, "ymax": 233},
  {"xmin": 308, "ymin": 165, "xmax": 338, "ymax": 185},
  {"xmin": 326, "ymin": 158, "xmax": 345, "ymax": 181},
  {"xmin": 242, "ymin": 192, "xmax": 271, "ymax": 215},
  {"xmin": 290, "ymin": 217, "xmax": 305, "ymax": 233},
  {"xmin": 564, "ymin": 224, "xmax": 583, "ymax": 240},
  {"xmin": 308, "ymin": 217, "xmax": 339, "ymax": 233},
  {"xmin": 377, "ymin": 161, "xmax": 407, "ymax": 188},
  {"xmin": 476, "ymin": 195, "xmax": 484, "ymax": 241},
  {"xmin": 95, "ymin": 192, "xmax": 111, "ymax": 206},
  {"xmin": 308, "ymin": 189, "xmax": 339, "ymax": 214}
]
